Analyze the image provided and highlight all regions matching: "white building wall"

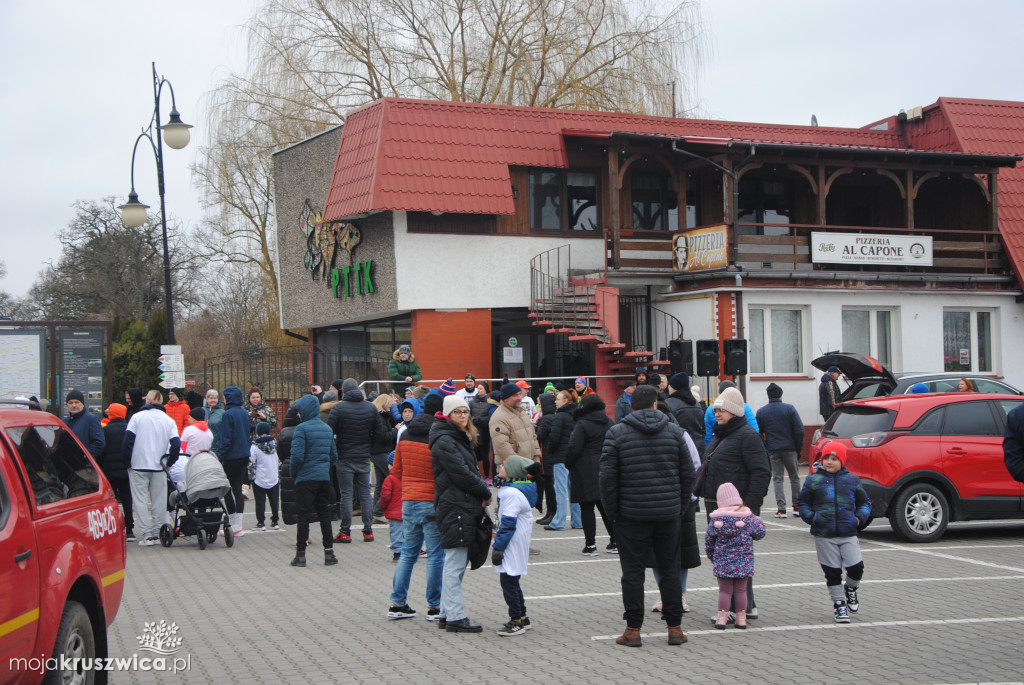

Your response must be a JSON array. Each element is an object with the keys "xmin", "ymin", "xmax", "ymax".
[
  {"xmin": 391, "ymin": 211, "xmax": 606, "ymax": 311},
  {"xmin": 658, "ymin": 287, "xmax": 1024, "ymax": 429}
]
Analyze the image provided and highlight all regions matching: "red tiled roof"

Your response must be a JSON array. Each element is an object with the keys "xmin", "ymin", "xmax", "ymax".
[
  {"xmin": 870, "ymin": 98, "xmax": 1024, "ymax": 286},
  {"xmin": 323, "ymin": 98, "xmax": 907, "ymax": 221}
]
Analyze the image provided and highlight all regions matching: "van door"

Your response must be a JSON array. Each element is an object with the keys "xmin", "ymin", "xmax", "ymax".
[{"xmin": 0, "ymin": 442, "xmax": 40, "ymax": 683}]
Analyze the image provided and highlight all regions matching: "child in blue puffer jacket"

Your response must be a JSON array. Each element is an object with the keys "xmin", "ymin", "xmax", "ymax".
[
  {"xmin": 798, "ymin": 441, "xmax": 872, "ymax": 624},
  {"xmin": 289, "ymin": 394, "xmax": 338, "ymax": 567}
]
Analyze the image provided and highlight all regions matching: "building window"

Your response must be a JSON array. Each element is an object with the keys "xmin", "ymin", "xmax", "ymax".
[
  {"xmin": 528, "ymin": 170, "xmax": 599, "ymax": 233},
  {"xmin": 749, "ymin": 306, "xmax": 804, "ymax": 374},
  {"xmin": 842, "ymin": 308, "xmax": 893, "ymax": 367},
  {"xmin": 737, "ymin": 177, "xmax": 792, "ymax": 235},
  {"xmin": 632, "ymin": 172, "xmax": 678, "ymax": 231},
  {"xmin": 943, "ymin": 309, "xmax": 993, "ymax": 372}
]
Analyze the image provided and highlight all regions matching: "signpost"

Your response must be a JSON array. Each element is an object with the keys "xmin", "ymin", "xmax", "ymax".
[{"xmin": 158, "ymin": 345, "xmax": 185, "ymax": 389}]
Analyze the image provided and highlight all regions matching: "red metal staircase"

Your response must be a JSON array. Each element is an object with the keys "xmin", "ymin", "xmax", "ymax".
[{"xmin": 529, "ymin": 245, "xmax": 671, "ymax": 408}]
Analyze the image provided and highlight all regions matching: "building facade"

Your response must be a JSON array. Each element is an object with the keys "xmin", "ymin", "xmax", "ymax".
[{"xmin": 272, "ymin": 97, "xmax": 1024, "ymax": 428}]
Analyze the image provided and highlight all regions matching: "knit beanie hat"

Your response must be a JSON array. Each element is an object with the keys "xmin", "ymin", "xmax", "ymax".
[
  {"xmin": 440, "ymin": 378, "xmax": 457, "ymax": 395},
  {"xmin": 399, "ymin": 344, "xmax": 411, "ymax": 355},
  {"xmin": 716, "ymin": 482, "xmax": 743, "ymax": 508},
  {"xmin": 341, "ymin": 378, "xmax": 360, "ymax": 393},
  {"xmin": 575, "ymin": 376, "xmax": 588, "ymax": 388},
  {"xmin": 189, "ymin": 407, "xmax": 206, "ymax": 421},
  {"xmin": 820, "ymin": 441, "xmax": 848, "ymax": 467},
  {"xmin": 669, "ymin": 372, "xmax": 690, "ymax": 391},
  {"xmin": 106, "ymin": 403, "xmax": 127, "ymax": 420},
  {"xmin": 713, "ymin": 387, "xmax": 745, "ymax": 418},
  {"xmin": 412, "ymin": 385, "xmax": 430, "ymax": 399},
  {"xmin": 423, "ymin": 389, "xmax": 444, "ymax": 415},
  {"xmin": 330, "ymin": 379, "xmax": 345, "ymax": 391},
  {"xmin": 442, "ymin": 395, "xmax": 470, "ymax": 417},
  {"xmin": 543, "ymin": 382, "xmax": 557, "ymax": 394},
  {"xmin": 321, "ymin": 390, "xmax": 338, "ymax": 403},
  {"xmin": 256, "ymin": 421, "xmax": 271, "ymax": 436},
  {"xmin": 499, "ymin": 382, "xmax": 521, "ymax": 401},
  {"xmin": 65, "ymin": 389, "xmax": 85, "ymax": 404},
  {"xmin": 909, "ymin": 382, "xmax": 929, "ymax": 394},
  {"xmin": 503, "ymin": 454, "xmax": 532, "ymax": 481},
  {"xmin": 718, "ymin": 380, "xmax": 736, "ymax": 393},
  {"xmin": 648, "ymin": 372, "xmax": 662, "ymax": 388},
  {"xmin": 690, "ymin": 385, "xmax": 702, "ymax": 403},
  {"xmin": 766, "ymin": 382, "xmax": 783, "ymax": 399}
]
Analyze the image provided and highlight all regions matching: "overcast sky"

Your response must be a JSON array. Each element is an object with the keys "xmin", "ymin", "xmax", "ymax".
[{"xmin": 1, "ymin": 0, "xmax": 1022, "ymax": 299}]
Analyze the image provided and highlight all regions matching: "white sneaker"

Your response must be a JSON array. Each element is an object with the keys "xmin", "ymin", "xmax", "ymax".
[
  {"xmin": 234, "ymin": 527, "xmax": 246, "ymax": 537},
  {"xmin": 139, "ymin": 537, "xmax": 158, "ymax": 547},
  {"xmin": 270, "ymin": 522, "xmax": 281, "ymax": 531},
  {"xmin": 252, "ymin": 523, "xmax": 266, "ymax": 532}
]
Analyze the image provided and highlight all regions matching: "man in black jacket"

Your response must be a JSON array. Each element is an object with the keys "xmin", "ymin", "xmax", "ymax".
[
  {"xmin": 326, "ymin": 378, "xmax": 379, "ymax": 542},
  {"xmin": 664, "ymin": 372, "xmax": 705, "ymax": 459},
  {"xmin": 819, "ymin": 366, "xmax": 842, "ymax": 420},
  {"xmin": 599, "ymin": 385, "xmax": 695, "ymax": 647}
]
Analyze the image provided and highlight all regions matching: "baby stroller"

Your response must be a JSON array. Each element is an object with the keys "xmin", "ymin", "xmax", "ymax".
[{"xmin": 160, "ymin": 451, "xmax": 234, "ymax": 549}]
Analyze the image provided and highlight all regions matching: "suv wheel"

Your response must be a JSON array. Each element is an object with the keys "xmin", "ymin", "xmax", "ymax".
[
  {"xmin": 889, "ymin": 483, "xmax": 949, "ymax": 543},
  {"xmin": 45, "ymin": 601, "xmax": 96, "ymax": 685}
]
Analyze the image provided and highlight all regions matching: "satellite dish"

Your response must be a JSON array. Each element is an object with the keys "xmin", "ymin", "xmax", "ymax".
[{"xmin": 811, "ymin": 115, "xmax": 819, "ymax": 126}]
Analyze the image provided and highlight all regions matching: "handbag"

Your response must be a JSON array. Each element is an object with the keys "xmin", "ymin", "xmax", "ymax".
[
  {"xmin": 468, "ymin": 509, "xmax": 494, "ymax": 570},
  {"xmin": 691, "ymin": 459, "xmax": 709, "ymax": 498}
]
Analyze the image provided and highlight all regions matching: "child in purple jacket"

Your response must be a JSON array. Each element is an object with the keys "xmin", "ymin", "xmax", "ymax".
[{"xmin": 705, "ymin": 482, "xmax": 766, "ymax": 629}]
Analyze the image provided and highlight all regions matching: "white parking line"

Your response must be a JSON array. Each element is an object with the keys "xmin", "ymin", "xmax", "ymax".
[
  {"xmin": 864, "ymin": 538, "xmax": 1024, "ymax": 574},
  {"xmin": 529, "ymin": 574, "xmax": 1024, "ymax": 601},
  {"xmin": 591, "ymin": 615, "xmax": 1024, "ymax": 641}
]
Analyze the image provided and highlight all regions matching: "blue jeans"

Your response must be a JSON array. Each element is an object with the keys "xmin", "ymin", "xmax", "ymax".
[
  {"xmin": 336, "ymin": 460, "xmax": 372, "ymax": 535},
  {"xmin": 387, "ymin": 519, "xmax": 404, "ymax": 554},
  {"xmin": 390, "ymin": 501, "xmax": 443, "ymax": 609},
  {"xmin": 551, "ymin": 463, "xmax": 582, "ymax": 529},
  {"xmin": 441, "ymin": 546, "xmax": 470, "ymax": 621}
]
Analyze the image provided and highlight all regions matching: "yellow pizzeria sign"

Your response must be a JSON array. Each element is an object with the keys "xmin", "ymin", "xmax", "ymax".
[{"xmin": 673, "ymin": 225, "xmax": 728, "ymax": 272}]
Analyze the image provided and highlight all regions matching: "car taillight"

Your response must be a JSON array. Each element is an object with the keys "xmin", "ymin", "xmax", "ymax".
[
  {"xmin": 811, "ymin": 429, "xmax": 822, "ymax": 444},
  {"xmin": 851, "ymin": 432, "xmax": 889, "ymax": 447}
]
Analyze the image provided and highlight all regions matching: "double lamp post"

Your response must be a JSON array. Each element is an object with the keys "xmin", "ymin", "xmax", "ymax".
[{"xmin": 118, "ymin": 62, "xmax": 192, "ymax": 345}]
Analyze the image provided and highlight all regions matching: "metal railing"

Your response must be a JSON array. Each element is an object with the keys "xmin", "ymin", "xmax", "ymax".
[
  {"xmin": 530, "ymin": 243, "xmax": 572, "ymax": 323},
  {"xmin": 619, "ymin": 296, "xmax": 684, "ymax": 353}
]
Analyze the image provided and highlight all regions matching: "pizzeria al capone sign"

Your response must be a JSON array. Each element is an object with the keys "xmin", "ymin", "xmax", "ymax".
[{"xmin": 811, "ymin": 232, "xmax": 932, "ymax": 266}]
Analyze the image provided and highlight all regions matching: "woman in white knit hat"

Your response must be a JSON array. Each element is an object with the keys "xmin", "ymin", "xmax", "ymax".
[{"xmin": 697, "ymin": 385, "xmax": 771, "ymax": 623}]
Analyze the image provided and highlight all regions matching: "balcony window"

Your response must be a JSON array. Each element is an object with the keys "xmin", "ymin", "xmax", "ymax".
[
  {"xmin": 749, "ymin": 306, "xmax": 804, "ymax": 374},
  {"xmin": 943, "ymin": 310, "xmax": 993, "ymax": 372},
  {"xmin": 632, "ymin": 172, "xmax": 678, "ymax": 231},
  {"xmin": 528, "ymin": 170, "xmax": 599, "ymax": 233},
  {"xmin": 738, "ymin": 178, "xmax": 792, "ymax": 236}
]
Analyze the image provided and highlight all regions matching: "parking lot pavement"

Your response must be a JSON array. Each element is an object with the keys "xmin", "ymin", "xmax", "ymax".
[{"xmin": 108, "ymin": 507, "xmax": 1024, "ymax": 684}]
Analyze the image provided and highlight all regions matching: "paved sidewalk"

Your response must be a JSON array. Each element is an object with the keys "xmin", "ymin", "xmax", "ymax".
[{"xmin": 107, "ymin": 501, "xmax": 1024, "ymax": 684}]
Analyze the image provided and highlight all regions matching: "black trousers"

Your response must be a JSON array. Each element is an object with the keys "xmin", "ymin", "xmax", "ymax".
[
  {"xmin": 108, "ymin": 475, "xmax": 134, "ymax": 533},
  {"xmin": 223, "ymin": 459, "xmax": 247, "ymax": 515},
  {"xmin": 578, "ymin": 500, "xmax": 614, "ymax": 547},
  {"xmin": 370, "ymin": 452, "xmax": 389, "ymax": 516},
  {"xmin": 253, "ymin": 482, "xmax": 280, "ymax": 525},
  {"xmin": 614, "ymin": 518, "xmax": 682, "ymax": 628},
  {"xmin": 295, "ymin": 480, "xmax": 334, "ymax": 552},
  {"xmin": 500, "ymin": 573, "xmax": 526, "ymax": 619},
  {"xmin": 539, "ymin": 474, "xmax": 555, "ymax": 514}
]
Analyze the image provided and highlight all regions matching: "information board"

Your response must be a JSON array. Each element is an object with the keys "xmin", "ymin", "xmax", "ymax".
[{"xmin": 60, "ymin": 329, "xmax": 106, "ymax": 415}]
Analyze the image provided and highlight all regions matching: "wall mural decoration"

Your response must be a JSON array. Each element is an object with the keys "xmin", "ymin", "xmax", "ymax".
[{"xmin": 299, "ymin": 199, "xmax": 373, "ymax": 297}]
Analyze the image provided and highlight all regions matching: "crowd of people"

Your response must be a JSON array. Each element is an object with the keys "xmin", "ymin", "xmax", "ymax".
[{"xmin": 93, "ymin": 350, "xmax": 1024, "ymax": 641}]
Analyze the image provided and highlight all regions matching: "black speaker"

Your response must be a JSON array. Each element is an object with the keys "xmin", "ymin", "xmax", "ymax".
[
  {"xmin": 724, "ymin": 339, "xmax": 748, "ymax": 376},
  {"xmin": 668, "ymin": 339, "xmax": 693, "ymax": 376},
  {"xmin": 696, "ymin": 339, "xmax": 719, "ymax": 377}
]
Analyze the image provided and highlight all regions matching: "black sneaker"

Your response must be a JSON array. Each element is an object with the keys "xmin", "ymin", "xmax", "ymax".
[
  {"xmin": 605, "ymin": 542, "xmax": 618, "ymax": 554},
  {"xmin": 125, "ymin": 530, "xmax": 136, "ymax": 542},
  {"xmin": 387, "ymin": 604, "xmax": 417, "ymax": 620},
  {"xmin": 437, "ymin": 617, "xmax": 447, "ymax": 629},
  {"xmin": 497, "ymin": 618, "xmax": 528, "ymax": 636},
  {"xmin": 445, "ymin": 617, "xmax": 483, "ymax": 633},
  {"xmin": 426, "ymin": 607, "xmax": 442, "ymax": 622},
  {"xmin": 844, "ymin": 584, "xmax": 859, "ymax": 612},
  {"xmin": 520, "ymin": 616, "xmax": 532, "ymax": 630},
  {"xmin": 582, "ymin": 545, "xmax": 599, "ymax": 556},
  {"xmin": 833, "ymin": 601, "xmax": 851, "ymax": 623}
]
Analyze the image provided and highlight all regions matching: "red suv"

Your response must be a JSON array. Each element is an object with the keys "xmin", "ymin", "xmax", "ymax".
[
  {"xmin": 814, "ymin": 392, "xmax": 1024, "ymax": 543},
  {"xmin": 0, "ymin": 402, "xmax": 126, "ymax": 685}
]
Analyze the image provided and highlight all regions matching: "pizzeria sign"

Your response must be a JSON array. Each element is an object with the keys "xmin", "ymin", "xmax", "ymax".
[{"xmin": 811, "ymin": 232, "xmax": 932, "ymax": 267}]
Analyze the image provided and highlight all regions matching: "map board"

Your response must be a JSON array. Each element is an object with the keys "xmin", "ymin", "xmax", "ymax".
[{"xmin": 0, "ymin": 329, "xmax": 46, "ymax": 400}]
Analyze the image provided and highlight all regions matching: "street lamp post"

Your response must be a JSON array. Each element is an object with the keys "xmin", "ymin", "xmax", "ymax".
[{"xmin": 118, "ymin": 62, "xmax": 192, "ymax": 345}]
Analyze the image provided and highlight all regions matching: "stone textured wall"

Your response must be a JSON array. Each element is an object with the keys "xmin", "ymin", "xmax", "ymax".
[{"xmin": 273, "ymin": 126, "xmax": 398, "ymax": 330}]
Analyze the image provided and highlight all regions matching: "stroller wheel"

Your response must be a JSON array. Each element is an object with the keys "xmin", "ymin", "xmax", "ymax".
[
  {"xmin": 224, "ymin": 526, "xmax": 234, "ymax": 548},
  {"xmin": 198, "ymin": 530, "xmax": 208, "ymax": 550},
  {"xmin": 159, "ymin": 524, "xmax": 173, "ymax": 547},
  {"xmin": 207, "ymin": 530, "xmax": 217, "ymax": 544}
]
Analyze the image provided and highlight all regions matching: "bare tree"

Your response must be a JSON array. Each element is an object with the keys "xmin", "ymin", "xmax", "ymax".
[{"xmin": 194, "ymin": 0, "xmax": 707, "ymax": 321}]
